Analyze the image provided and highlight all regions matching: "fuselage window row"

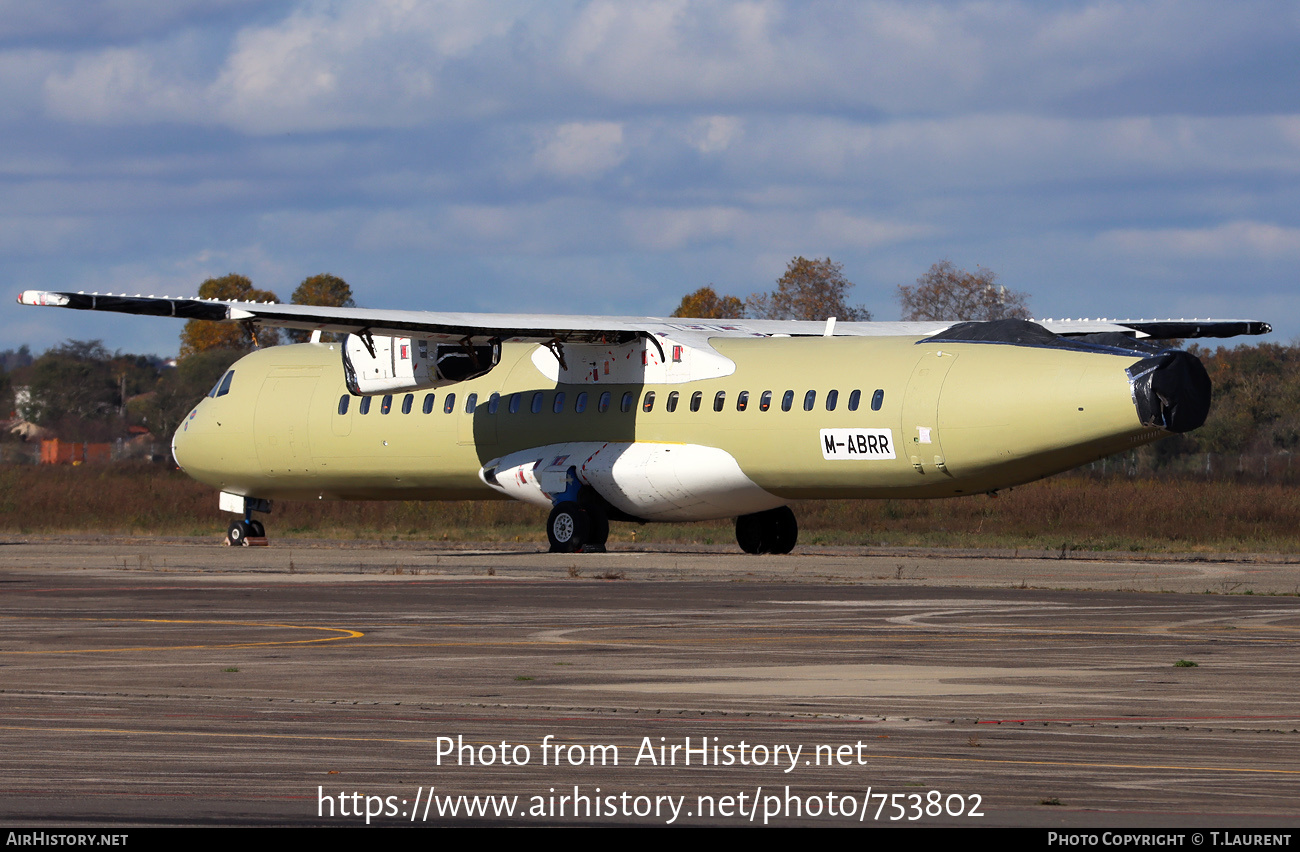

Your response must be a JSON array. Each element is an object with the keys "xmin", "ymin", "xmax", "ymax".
[{"xmin": 340, "ymin": 387, "xmax": 885, "ymax": 416}]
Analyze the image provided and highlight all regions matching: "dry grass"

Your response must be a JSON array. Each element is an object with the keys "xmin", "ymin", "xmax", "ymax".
[{"xmin": 3, "ymin": 463, "xmax": 1299, "ymax": 553}]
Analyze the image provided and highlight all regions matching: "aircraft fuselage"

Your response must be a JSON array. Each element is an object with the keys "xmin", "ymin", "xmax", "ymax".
[{"xmin": 172, "ymin": 334, "xmax": 1165, "ymax": 516}]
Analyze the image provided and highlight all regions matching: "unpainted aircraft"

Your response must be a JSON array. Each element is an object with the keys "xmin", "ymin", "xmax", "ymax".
[{"xmin": 18, "ymin": 289, "xmax": 1269, "ymax": 552}]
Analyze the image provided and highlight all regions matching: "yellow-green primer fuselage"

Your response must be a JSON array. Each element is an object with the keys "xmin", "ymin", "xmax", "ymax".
[{"xmin": 173, "ymin": 334, "xmax": 1164, "ymax": 514}]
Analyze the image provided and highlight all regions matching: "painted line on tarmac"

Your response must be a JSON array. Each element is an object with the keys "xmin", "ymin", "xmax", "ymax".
[{"xmin": 0, "ymin": 615, "xmax": 363, "ymax": 653}]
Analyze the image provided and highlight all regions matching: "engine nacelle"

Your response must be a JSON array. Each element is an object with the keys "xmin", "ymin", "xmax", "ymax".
[{"xmin": 342, "ymin": 334, "xmax": 500, "ymax": 395}]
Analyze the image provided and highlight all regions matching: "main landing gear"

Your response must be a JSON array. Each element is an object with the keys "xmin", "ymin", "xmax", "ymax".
[
  {"xmin": 545, "ymin": 495, "xmax": 797, "ymax": 555},
  {"xmin": 547, "ymin": 500, "xmax": 610, "ymax": 554},
  {"xmin": 735, "ymin": 506, "xmax": 798, "ymax": 555}
]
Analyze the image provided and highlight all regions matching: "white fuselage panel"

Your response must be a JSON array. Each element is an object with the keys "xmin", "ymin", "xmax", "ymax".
[{"xmin": 482, "ymin": 442, "xmax": 785, "ymax": 522}]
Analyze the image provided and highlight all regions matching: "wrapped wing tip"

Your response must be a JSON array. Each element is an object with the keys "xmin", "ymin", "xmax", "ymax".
[{"xmin": 18, "ymin": 290, "xmax": 70, "ymax": 307}]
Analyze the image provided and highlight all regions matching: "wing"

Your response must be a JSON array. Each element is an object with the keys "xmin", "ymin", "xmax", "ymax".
[
  {"xmin": 15, "ymin": 289, "xmax": 1272, "ymax": 342},
  {"xmin": 17, "ymin": 289, "xmax": 653, "ymax": 345}
]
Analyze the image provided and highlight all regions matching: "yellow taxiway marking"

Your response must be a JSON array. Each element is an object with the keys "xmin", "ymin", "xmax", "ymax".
[
  {"xmin": 5, "ymin": 615, "xmax": 1292, "ymax": 655},
  {"xmin": 0, "ymin": 616, "xmax": 363, "ymax": 654}
]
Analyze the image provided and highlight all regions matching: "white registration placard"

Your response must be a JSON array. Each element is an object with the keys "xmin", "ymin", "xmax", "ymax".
[{"xmin": 820, "ymin": 428, "xmax": 896, "ymax": 460}]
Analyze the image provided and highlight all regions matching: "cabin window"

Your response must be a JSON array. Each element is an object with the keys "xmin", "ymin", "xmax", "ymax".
[
  {"xmin": 531, "ymin": 392, "xmax": 543, "ymax": 414},
  {"xmin": 443, "ymin": 393, "xmax": 456, "ymax": 414},
  {"xmin": 713, "ymin": 391, "xmax": 726, "ymax": 412},
  {"xmin": 690, "ymin": 391, "xmax": 702, "ymax": 412},
  {"xmin": 360, "ymin": 396, "xmax": 371, "ymax": 415},
  {"xmin": 847, "ymin": 389, "xmax": 861, "ymax": 411},
  {"xmin": 553, "ymin": 391, "xmax": 566, "ymax": 414},
  {"xmin": 381, "ymin": 394, "xmax": 393, "ymax": 415},
  {"xmin": 508, "ymin": 392, "xmax": 521, "ymax": 414},
  {"xmin": 781, "ymin": 390, "xmax": 794, "ymax": 412},
  {"xmin": 759, "ymin": 391, "xmax": 772, "ymax": 412},
  {"xmin": 666, "ymin": 391, "xmax": 679, "ymax": 412},
  {"xmin": 337, "ymin": 395, "xmax": 349, "ymax": 415},
  {"xmin": 872, "ymin": 389, "xmax": 884, "ymax": 411},
  {"xmin": 621, "ymin": 391, "xmax": 634, "ymax": 413},
  {"xmin": 598, "ymin": 391, "xmax": 611, "ymax": 413},
  {"xmin": 642, "ymin": 391, "xmax": 655, "ymax": 412},
  {"xmin": 575, "ymin": 392, "xmax": 588, "ymax": 413},
  {"xmin": 803, "ymin": 390, "xmax": 816, "ymax": 411},
  {"xmin": 825, "ymin": 389, "xmax": 838, "ymax": 411},
  {"xmin": 487, "ymin": 392, "xmax": 500, "ymax": 414},
  {"xmin": 402, "ymin": 394, "xmax": 414, "ymax": 414},
  {"xmin": 465, "ymin": 393, "xmax": 477, "ymax": 414},
  {"xmin": 423, "ymin": 393, "xmax": 436, "ymax": 414},
  {"xmin": 737, "ymin": 391, "xmax": 749, "ymax": 412}
]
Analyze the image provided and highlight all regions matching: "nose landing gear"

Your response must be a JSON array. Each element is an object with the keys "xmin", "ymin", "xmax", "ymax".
[
  {"xmin": 221, "ymin": 492, "xmax": 271, "ymax": 546},
  {"xmin": 226, "ymin": 518, "xmax": 268, "ymax": 547}
]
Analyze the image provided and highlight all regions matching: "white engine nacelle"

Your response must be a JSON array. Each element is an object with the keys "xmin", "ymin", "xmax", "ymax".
[{"xmin": 342, "ymin": 334, "xmax": 500, "ymax": 395}]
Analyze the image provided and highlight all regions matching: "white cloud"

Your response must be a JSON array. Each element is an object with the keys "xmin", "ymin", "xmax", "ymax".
[
  {"xmin": 690, "ymin": 115, "xmax": 743, "ymax": 153},
  {"xmin": 29, "ymin": 1, "xmax": 1300, "ymax": 133},
  {"xmin": 7, "ymin": 1, "xmax": 1300, "ymax": 351},
  {"xmin": 620, "ymin": 206, "xmax": 748, "ymax": 251},
  {"xmin": 44, "ymin": 46, "xmax": 200, "ymax": 123},
  {"xmin": 1100, "ymin": 221, "xmax": 1300, "ymax": 259},
  {"xmin": 40, "ymin": 0, "xmax": 532, "ymax": 132},
  {"xmin": 0, "ymin": 0, "xmax": 271, "ymax": 41},
  {"xmin": 619, "ymin": 205, "xmax": 931, "ymax": 253},
  {"xmin": 0, "ymin": 214, "xmax": 90, "ymax": 255},
  {"xmin": 810, "ymin": 210, "xmax": 934, "ymax": 249},
  {"xmin": 0, "ymin": 50, "xmax": 64, "ymax": 124},
  {"xmin": 532, "ymin": 121, "xmax": 627, "ymax": 179}
]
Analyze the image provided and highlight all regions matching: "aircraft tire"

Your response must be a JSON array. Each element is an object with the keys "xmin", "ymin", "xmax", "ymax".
[
  {"xmin": 227, "ymin": 519, "xmax": 251, "ymax": 546},
  {"xmin": 735, "ymin": 514, "xmax": 764, "ymax": 554},
  {"xmin": 736, "ymin": 507, "xmax": 798, "ymax": 555},
  {"xmin": 547, "ymin": 502, "xmax": 589, "ymax": 553},
  {"xmin": 765, "ymin": 506, "xmax": 798, "ymax": 555},
  {"xmin": 249, "ymin": 519, "xmax": 266, "ymax": 539},
  {"xmin": 581, "ymin": 504, "xmax": 609, "ymax": 553}
]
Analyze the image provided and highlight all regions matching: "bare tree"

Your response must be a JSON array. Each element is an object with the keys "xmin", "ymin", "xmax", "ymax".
[
  {"xmin": 898, "ymin": 261, "xmax": 1030, "ymax": 322},
  {"xmin": 748, "ymin": 257, "xmax": 871, "ymax": 321}
]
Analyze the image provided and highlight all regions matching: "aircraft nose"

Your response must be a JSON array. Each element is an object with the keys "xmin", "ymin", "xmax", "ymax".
[
  {"xmin": 1127, "ymin": 350, "xmax": 1211, "ymax": 433},
  {"xmin": 171, "ymin": 408, "xmax": 197, "ymax": 470}
]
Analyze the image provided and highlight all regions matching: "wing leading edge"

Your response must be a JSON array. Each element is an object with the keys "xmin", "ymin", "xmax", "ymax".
[{"xmin": 17, "ymin": 289, "xmax": 1271, "ymax": 343}]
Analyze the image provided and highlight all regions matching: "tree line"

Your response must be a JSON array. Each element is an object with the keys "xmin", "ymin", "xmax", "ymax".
[
  {"xmin": 2, "ymin": 262, "xmax": 1290, "ymax": 469},
  {"xmin": 675, "ymin": 256, "xmax": 1030, "ymax": 322}
]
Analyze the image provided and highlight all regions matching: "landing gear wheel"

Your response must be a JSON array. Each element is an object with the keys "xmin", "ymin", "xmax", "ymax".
[
  {"xmin": 248, "ymin": 519, "xmax": 266, "ymax": 539},
  {"xmin": 547, "ymin": 502, "xmax": 590, "ymax": 553},
  {"xmin": 735, "ymin": 513, "xmax": 764, "ymax": 554},
  {"xmin": 227, "ymin": 519, "xmax": 252, "ymax": 546},
  {"xmin": 581, "ymin": 504, "xmax": 609, "ymax": 553},
  {"xmin": 765, "ymin": 506, "xmax": 798, "ymax": 555},
  {"xmin": 734, "ymin": 506, "xmax": 798, "ymax": 555}
]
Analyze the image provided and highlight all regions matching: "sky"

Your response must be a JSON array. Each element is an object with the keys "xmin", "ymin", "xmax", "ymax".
[{"xmin": 3, "ymin": 0, "xmax": 1298, "ymax": 357}]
